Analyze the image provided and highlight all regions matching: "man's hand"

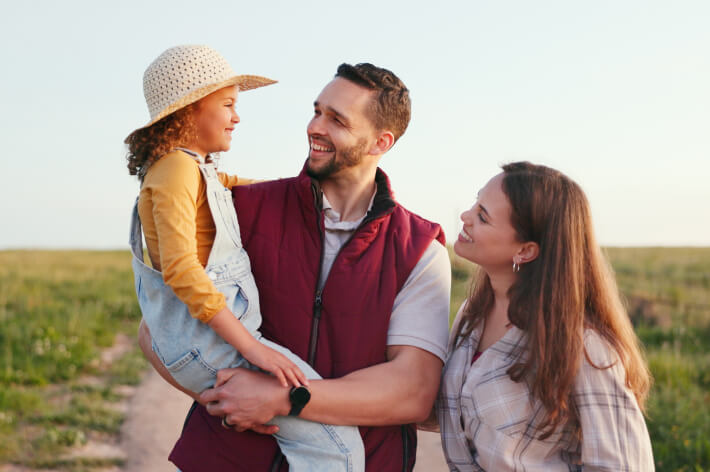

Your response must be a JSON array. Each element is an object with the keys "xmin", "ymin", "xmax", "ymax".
[
  {"xmin": 199, "ymin": 346, "xmax": 443, "ymax": 431},
  {"xmin": 200, "ymin": 368, "xmax": 290, "ymax": 434}
]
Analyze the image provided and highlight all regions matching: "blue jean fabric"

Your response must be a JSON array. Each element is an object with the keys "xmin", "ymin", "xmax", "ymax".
[{"xmin": 129, "ymin": 151, "xmax": 364, "ymax": 472}]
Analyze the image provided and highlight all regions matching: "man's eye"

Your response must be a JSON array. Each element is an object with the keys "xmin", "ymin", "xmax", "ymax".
[{"xmin": 478, "ymin": 213, "xmax": 487, "ymax": 223}]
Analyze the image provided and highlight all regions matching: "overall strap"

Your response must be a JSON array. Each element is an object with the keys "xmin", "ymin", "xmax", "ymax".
[
  {"xmin": 128, "ymin": 196, "xmax": 146, "ymax": 262},
  {"xmin": 177, "ymin": 148, "xmax": 244, "ymax": 256},
  {"xmin": 197, "ymin": 162, "xmax": 244, "ymax": 259}
]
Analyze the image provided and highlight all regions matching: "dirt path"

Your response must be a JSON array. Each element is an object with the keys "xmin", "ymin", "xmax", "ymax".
[
  {"xmin": 120, "ymin": 371, "xmax": 448, "ymax": 471},
  {"xmin": 119, "ymin": 370, "xmax": 193, "ymax": 471}
]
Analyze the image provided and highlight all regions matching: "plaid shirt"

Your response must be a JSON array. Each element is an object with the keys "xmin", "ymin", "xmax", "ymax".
[{"xmin": 437, "ymin": 307, "xmax": 654, "ymax": 471}]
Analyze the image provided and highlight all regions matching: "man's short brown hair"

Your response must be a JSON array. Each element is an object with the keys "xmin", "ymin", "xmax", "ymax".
[{"xmin": 335, "ymin": 63, "xmax": 411, "ymax": 143}]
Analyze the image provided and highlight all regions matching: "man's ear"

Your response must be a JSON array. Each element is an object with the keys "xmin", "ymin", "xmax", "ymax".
[
  {"xmin": 517, "ymin": 241, "xmax": 540, "ymax": 264},
  {"xmin": 369, "ymin": 130, "xmax": 395, "ymax": 156}
]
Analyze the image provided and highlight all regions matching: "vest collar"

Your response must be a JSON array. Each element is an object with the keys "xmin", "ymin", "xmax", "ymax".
[{"xmin": 296, "ymin": 160, "xmax": 397, "ymax": 221}]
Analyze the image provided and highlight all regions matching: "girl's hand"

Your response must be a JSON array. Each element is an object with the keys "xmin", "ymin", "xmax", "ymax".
[{"xmin": 242, "ymin": 342, "xmax": 309, "ymax": 388}]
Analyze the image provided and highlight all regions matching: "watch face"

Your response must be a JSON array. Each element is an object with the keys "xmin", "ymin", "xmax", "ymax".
[{"xmin": 291, "ymin": 386, "xmax": 311, "ymax": 405}]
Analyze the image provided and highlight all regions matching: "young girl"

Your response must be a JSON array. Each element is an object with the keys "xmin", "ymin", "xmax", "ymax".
[
  {"xmin": 436, "ymin": 162, "xmax": 654, "ymax": 471},
  {"xmin": 125, "ymin": 45, "xmax": 364, "ymax": 472}
]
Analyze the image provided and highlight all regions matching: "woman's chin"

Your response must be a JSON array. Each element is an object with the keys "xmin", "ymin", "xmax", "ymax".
[{"xmin": 453, "ymin": 241, "xmax": 475, "ymax": 263}]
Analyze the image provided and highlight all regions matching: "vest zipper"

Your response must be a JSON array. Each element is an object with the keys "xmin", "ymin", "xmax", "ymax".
[
  {"xmin": 273, "ymin": 178, "xmax": 393, "ymax": 472},
  {"xmin": 307, "ymin": 209, "xmax": 378, "ymax": 362},
  {"xmin": 308, "ymin": 290, "xmax": 323, "ymax": 364},
  {"xmin": 306, "ymin": 184, "xmax": 381, "ymax": 364},
  {"xmin": 401, "ymin": 425, "xmax": 409, "ymax": 472}
]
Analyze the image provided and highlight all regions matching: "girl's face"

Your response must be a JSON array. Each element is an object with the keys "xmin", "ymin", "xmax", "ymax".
[
  {"xmin": 192, "ymin": 85, "xmax": 240, "ymax": 155},
  {"xmin": 454, "ymin": 173, "xmax": 522, "ymax": 271}
]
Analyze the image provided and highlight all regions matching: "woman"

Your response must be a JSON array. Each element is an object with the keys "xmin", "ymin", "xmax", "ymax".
[{"xmin": 437, "ymin": 162, "xmax": 654, "ymax": 470}]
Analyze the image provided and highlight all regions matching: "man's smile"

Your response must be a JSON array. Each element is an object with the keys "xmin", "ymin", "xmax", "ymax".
[{"xmin": 309, "ymin": 136, "xmax": 335, "ymax": 153}]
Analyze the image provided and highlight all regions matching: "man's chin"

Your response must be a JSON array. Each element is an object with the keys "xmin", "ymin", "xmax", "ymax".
[
  {"xmin": 305, "ymin": 164, "xmax": 325, "ymax": 180},
  {"xmin": 306, "ymin": 155, "xmax": 333, "ymax": 179}
]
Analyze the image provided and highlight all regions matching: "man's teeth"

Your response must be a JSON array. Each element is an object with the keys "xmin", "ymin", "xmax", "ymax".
[
  {"xmin": 459, "ymin": 230, "xmax": 473, "ymax": 242},
  {"xmin": 311, "ymin": 141, "xmax": 334, "ymax": 152}
]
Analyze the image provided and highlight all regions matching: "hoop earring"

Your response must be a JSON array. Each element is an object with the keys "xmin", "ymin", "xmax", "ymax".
[{"xmin": 512, "ymin": 261, "xmax": 520, "ymax": 273}]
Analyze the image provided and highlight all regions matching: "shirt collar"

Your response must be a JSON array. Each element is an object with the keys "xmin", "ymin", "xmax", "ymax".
[{"xmin": 321, "ymin": 189, "xmax": 377, "ymax": 231}]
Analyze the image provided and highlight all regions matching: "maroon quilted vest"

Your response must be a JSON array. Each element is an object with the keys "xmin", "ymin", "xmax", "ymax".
[{"xmin": 169, "ymin": 164, "xmax": 445, "ymax": 472}]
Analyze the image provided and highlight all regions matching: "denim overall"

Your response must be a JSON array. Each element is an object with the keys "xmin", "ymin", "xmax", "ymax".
[{"xmin": 129, "ymin": 150, "xmax": 364, "ymax": 472}]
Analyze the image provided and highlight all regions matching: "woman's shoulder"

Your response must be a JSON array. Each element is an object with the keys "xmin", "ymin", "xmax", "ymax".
[
  {"xmin": 582, "ymin": 328, "xmax": 619, "ymax": 367},
  {"xmin": 576, "ymin": 328, "xmax": 628, "ymax": 390}
]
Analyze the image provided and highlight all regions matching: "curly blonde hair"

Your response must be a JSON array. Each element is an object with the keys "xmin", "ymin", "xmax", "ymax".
[{"xmin": 125, "ymin": 104, "xmax": 198, "ymax": 178}]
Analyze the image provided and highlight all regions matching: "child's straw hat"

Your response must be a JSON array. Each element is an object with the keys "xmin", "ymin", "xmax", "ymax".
[{"xmin": 137, "ymin": 45, "xmax": 276, "ymax": 130}]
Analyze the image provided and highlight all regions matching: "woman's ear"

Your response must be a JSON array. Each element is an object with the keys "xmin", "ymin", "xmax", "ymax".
[{"xmin": 517, "ymin": 242, "xmax": 540, "ymax": 264}]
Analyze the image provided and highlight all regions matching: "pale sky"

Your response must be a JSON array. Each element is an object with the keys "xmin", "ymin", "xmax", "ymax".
[{"xmin": 1, "ymin": 0, "xmax": 708, "ymax": 248}]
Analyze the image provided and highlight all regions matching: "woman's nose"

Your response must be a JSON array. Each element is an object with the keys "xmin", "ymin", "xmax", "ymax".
[{"xmin": 460, "ymin": 208, "xmax": 473, "ymax": 223}]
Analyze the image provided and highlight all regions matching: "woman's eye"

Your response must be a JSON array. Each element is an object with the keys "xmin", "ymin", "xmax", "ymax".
[{"xmin": 478, "ymin": 212, "xmax": 487, "ymax": 223}]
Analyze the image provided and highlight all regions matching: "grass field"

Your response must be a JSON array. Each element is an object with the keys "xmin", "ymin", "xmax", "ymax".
[
  {"xmin": 1, "ymin": 248, "xmax": 709, "ymax": 470},
  {"xmin": 0, "ymin": 251, "xmax": 146, "ymax": 469}
]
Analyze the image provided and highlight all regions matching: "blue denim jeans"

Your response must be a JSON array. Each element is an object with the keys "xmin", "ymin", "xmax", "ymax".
[{"xmin": 130, "ymin": 150, "xmax": 364, "ymax": 472}]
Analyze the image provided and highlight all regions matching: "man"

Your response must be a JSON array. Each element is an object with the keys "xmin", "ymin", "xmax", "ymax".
[{"xmin": 141, "ymin": 63, "xmax": 451, "ymax": 471}]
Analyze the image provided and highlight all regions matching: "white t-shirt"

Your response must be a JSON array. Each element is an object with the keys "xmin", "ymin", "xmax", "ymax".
[{"xmin": 318, "ymin": 193, "xmax": 451, "ymax": 362}]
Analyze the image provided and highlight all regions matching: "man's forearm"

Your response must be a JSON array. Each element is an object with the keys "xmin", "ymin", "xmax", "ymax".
[
  {"xmin": 201, "ymin": 345, "xmax": 443, "ymax": 431},
  {"xmin": 299, "ymin": 345, "xmax": 443, "ymax": 426}
]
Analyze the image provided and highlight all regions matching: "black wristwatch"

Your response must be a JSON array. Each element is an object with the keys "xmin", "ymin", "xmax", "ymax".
[{"xmin": 288, "ymin": 385, "xmax": 311, "ymax": 416}]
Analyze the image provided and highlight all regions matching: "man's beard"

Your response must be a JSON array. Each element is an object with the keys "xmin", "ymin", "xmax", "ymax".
[{"xmin": 306, "ymin": 138, "xmax": 368, "ymax": 180}]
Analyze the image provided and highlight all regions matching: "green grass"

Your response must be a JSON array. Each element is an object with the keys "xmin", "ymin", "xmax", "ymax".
[
  {"xmin": 0, "ymin": 250, "xmax": 146, "ymax": 467},
  {"xmin": 1, "ymin": 248, "xmax": 709, "ymax": 470}
]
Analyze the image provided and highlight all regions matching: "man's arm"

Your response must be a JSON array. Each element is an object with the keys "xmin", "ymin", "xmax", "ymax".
[
  {"xmin": 201, "ymin": 240, "xmax": 451, "ymax": 431},
  {"xmin": 302, "ymin": 345, "xmax": 442, "ymax": 425},
  {"xmin": 139, "ymin": 309, "xmax": 441, "ymax": 430},
  {"xmin": 137, "ymin": 320, "xmax": 202, "ymax": 403},
  {"xmin": 201, "ymin": 344, "xmax": 442, "ymax": 431}
]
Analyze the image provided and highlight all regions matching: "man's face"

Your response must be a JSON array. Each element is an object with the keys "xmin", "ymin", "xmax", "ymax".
[{"xmin": 306, "ymin": 78, "xmax": 378, "ymax": 180}]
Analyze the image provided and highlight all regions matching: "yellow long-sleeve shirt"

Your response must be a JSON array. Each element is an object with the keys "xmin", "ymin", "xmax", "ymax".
[{"xmin": 137, "ymin": 149, "xmax": 255, "ymax": 323}]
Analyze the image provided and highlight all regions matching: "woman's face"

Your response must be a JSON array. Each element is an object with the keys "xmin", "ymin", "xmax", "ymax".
[
  {"xmin": 454, "ymin": 172, "xmax": 522, "ymax": 271},
  {"xmin": 192, "ymin": 85, "xmax": 240, "ymax": 155}
]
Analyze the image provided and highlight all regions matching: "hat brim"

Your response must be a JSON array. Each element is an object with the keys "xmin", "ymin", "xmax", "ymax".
[{"xmin": 133, "ymin": 74, "xmax": 277, "ymax": 132}]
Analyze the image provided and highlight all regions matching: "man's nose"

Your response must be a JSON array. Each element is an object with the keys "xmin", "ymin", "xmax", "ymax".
[{"xmin": 307, "ymin": 115, "xmax": 325, "ymax": 136}]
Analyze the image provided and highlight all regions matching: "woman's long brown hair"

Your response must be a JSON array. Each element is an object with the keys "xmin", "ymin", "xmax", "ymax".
[{"xmin": 454, "ymin": 161, "xmax": 651, "ymax": 438}]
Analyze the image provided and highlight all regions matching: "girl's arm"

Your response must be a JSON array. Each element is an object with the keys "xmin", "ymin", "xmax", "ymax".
[
  {"xmin": 207, "ymin": 307, "xmax": 308, "ymax": 388},
  {"xmin": 146, "ymin": 153, "xmax": 305, "ymax": 387},
  {"xmin": 217, "ymin": 172, "xmax": 264, "ymax": 188},
  {"xmin": 147, "ymin": 152, "xmax": 227, "ymax": 323}
]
